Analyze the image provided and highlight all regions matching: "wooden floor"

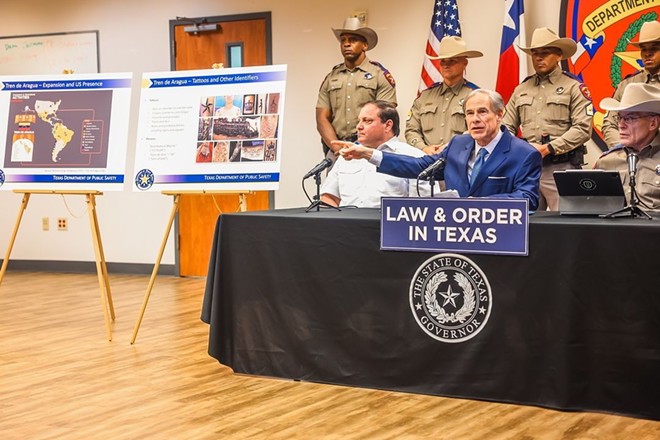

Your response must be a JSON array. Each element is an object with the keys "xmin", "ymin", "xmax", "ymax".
[{"xmin": 1, "ymin": 271, "xmax": 658, "ymax": 440}]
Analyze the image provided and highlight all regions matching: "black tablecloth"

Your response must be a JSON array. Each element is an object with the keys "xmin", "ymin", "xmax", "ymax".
[{"xmin": 201, "ymin": 208, "xmax": 660, "ymax": 420}]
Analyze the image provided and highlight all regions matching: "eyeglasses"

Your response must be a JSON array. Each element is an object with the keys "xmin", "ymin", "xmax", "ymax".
[{"xmin": 613, "ymin": 113, "xmax": 655, "ymax": 124}]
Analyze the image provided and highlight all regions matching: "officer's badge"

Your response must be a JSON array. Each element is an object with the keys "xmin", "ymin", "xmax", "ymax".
[
  {"xmin": 364, "ymin": 72, "xmax": 373, "ymax": 80},
  {"xmin": 459, "ymin": 99, "xmax": 465, "ymax": 106},
  {"xmin": 135, "ymin": 169, "xmax": 155, "ymax": 191},
  {"xmin": 556, "ymin": 87, "xmax": 564, "ymax": 95},
  {"xmin": 409, "ymin": 254, "xmax": 492, "ymax": 343}
]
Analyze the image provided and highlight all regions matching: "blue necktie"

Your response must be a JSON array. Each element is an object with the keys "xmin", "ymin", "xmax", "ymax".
[{"xmin": 470, "ymin": 148, "xmax": 488, "ymax": 187}]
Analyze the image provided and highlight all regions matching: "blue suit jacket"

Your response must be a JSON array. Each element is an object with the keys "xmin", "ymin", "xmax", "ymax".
[{"xmin": 378, "ymin": 128, "xmax": 542, "ymax": 210}]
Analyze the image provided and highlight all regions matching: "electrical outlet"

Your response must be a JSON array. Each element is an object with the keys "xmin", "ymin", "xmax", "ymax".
[
  {"xmin": 57, "ymin": 217, "xmax": 68, "ymax": 231},
  {"xmin": 42, "ymin": 217, "xmax": 49, "ymax": 231}
]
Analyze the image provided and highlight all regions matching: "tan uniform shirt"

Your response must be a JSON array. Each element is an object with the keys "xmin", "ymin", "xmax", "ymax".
[
  {"xmin": 404, "ymin": 79, "xmax": 478, "ymax": 150},
  {"xmin": 502, "ymin": 67, "xmax": 593, "ymax": 155},
  {"xmin": 316, "ymin": 57, "xmax": 397, "ymax": 140},
  {"xmin": 601, "ymin": 70, "xmax": 660, "ymax": 148},
  {"xmin": 595, "ymin": 131, "xmax": 660, "ymax": 210}
]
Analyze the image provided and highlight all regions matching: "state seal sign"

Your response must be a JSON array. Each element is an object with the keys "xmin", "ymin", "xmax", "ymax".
[{"xmin": 410, "ymin": 253, "xmax": 492, "ymax": 343}]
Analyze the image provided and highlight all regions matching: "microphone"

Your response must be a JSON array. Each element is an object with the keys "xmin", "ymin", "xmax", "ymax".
[
  {"xmin": 626, "ymin": 150, "xmax": 638, "ymax": 177},
  {"xmin": 418, "ymin": 158, "xmax": 446, "ymax": 180},
  {"xmin": 303, "ymin": 158, "xmax": 333, "ymax": 179}
]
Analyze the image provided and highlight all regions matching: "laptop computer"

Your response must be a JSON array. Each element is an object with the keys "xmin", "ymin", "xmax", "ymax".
[{"xmin": 553, "ymin": 170, "xmax": 626, "ymax": 215}]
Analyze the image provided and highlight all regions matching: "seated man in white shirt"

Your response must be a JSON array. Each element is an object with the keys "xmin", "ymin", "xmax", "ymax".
[{"xmin": 321, "ymin": 100, "xmax": 429, "ymax": 208}]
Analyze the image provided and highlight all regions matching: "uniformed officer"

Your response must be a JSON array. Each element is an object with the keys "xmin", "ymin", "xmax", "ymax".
[
  {"xmin": 405, "ymin": 36, "xmax": 481, "ymax": 155},
  {"xmin": 316, "ymin": 17, "xmax": 397, "ymax": 161},
  {"xmin": 503, "ymin": 27, "xmax": 593, "ymax": 211},
  {"xmin": 602, "ymin": 20, "xmax": 660, "ymax": 148},
  {"xmin": 595, "ymin": 83, "xmax": 660, "ymax": 210}
]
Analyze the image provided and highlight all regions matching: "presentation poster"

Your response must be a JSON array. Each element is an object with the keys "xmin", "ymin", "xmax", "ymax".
[
  {"xmin": 0, "ymin": 72, "xmax": 132, "ymax": 191},
  {"xmin": 132, "ymin": 65, "xmax": 286, "ymax": 192}
]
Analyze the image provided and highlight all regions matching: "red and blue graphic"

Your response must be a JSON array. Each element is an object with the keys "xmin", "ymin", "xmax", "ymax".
[{"xmin": 561, "ymin": 0, "xmax": 658, "ymax": 147}]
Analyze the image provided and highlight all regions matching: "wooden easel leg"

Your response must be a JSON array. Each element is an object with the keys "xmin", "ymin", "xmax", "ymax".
[
  {"xmin": 89, "ymin": 195, "xmax": 115, "ymax": 321},
  {"xmin": 130, "ymin": 194, "xmax": 180, "ymax": 344},
  {"xmin": 86, "ymin": 194, "xmax": 113, "ymax": 341},
  {"xmin": 0, "ymin": 193, "xmax": 31, "ymax": 287},
  {"xmin": 238, "ymin": 193, "xmax": 247, "ymax": 212}
]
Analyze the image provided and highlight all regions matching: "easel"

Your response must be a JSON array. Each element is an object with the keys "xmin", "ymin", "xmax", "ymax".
[
  {"xmin": 129, "ymin": 189, "xmax": 251, "ymax": 344},
  {"xmin": 0, "ymin": 190, "xmax": 115, "ymax": 340}
]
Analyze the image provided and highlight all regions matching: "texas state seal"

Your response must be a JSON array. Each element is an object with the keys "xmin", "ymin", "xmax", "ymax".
[{"xmin": 410, "ymin": 253, "xmax": 492, "ymax": 343}]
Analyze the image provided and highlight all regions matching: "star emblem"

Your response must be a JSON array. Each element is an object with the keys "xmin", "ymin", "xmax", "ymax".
[{"xmin": 440, "ymin": 284, "xmax": 460, "ymax": 308}]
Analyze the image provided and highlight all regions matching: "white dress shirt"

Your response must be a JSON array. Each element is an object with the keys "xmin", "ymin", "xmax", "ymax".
[{"xmin": 321, "ymin": 137, "xmax": 429, "ymax": 207}]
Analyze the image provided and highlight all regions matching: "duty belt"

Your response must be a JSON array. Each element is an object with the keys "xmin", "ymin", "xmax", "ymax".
[
  {"xmin": 322, "ymin": 134, "xmax": 358, "ymax": 154},
  {"xmin": 543, "ymin": 146, "xmax": 586, "ymax": 166}
]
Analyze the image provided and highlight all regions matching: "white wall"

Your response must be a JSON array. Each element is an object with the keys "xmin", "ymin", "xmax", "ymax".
[{"xmin": 0, "ymin": 0, "xmax": 560, "ymax": 265}]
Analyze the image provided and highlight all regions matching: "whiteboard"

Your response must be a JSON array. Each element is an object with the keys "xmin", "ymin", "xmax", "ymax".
[{"xmin": 0, "ymin": 31, "xmax": 99, "ymax": 75}]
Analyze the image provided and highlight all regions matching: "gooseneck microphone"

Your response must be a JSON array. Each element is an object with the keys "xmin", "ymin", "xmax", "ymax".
[
  {"xmin": 303, "ymin": 158, "xmax": 333, "ymax": 179},
  {"xmin": 418, "ymin": 158, "xmax": 446, "ymax": 180},
  {"xmin": 626, "ymin": 149, "xmax": 639, "ymax": 178}
]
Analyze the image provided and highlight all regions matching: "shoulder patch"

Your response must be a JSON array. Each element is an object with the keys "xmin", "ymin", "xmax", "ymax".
[
  {"xmin": 599, "ymin": 144, "xmax": 626, "ymax": 158},
  {"xmin": 624, "ymin": 70, "xmax": 643, "ymax": 80},
  {"xmin": 370, "ymin": 60, "xmax": 396, "ymax": 88},
  {"xmin": 465, "ymin": 81, "xmax": 479, "ymax": 90},
  {"xmin": 579, "ymin": 83, "xmax": 593, "ymax": 101}
]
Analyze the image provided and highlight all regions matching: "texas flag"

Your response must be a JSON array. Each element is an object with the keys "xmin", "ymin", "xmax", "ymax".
[
  {"xmin": 495, "ymin": 0, "xmax": 527, "ymax": 103},
  {"xmin": 570, "ymin": 33, "xmax": 605, "ymax": 78}
]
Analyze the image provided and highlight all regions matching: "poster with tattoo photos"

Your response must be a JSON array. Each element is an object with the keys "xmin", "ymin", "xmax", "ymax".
[{"xmin": 133, "ymin": 65, "xmax": 286, "ymax": 191}]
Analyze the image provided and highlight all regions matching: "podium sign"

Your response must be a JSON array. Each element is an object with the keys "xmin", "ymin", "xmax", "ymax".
[{"xmin": 381, "ymin": 197, "xmax": 529, "ymax": 256}]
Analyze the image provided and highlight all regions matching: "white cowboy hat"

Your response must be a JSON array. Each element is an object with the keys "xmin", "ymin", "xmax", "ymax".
[
  {"xmin": 332, "ymin": 17, "xmax": 378, "ymax": 50},
  {"xmin": 630, "ymin": 20, "xmax": 660, "ymax": 47},
  {"xmin": 519, "ymin": 27, "xmax": 577, "ymax": 58},
  {"xmin": 600, "ymin": 83, "xmax": 660, "ymax": 114},
  {"xmin": 427, "ymin": 36, "xmax": 483, "ymax": 60}
]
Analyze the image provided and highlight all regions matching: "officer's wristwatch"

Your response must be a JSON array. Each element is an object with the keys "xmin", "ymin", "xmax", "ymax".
[{"xmin": 546, "ymin": 143, "xmax": 555, "ymax": 155}]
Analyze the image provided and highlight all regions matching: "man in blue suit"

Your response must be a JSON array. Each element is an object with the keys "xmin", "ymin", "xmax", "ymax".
[{"xmin": 336, "ymin": 89, "xmax": 543, "ymax": 210}]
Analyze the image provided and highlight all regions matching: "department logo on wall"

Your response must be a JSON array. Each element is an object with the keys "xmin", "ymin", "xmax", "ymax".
[
  {"xmin": 409, "ymin": 253, "xmax": 492, "ymax": 343},
  {"xmin": 561, "ymin": 0, "xmax": 658, "ymax": 149},
  {"xmin": 0, "ymin": 169, "xmax": 4, "ymax": 187}
]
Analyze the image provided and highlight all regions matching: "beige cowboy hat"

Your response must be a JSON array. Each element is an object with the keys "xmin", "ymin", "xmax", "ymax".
[
  {"xmin": 630, "ymin": 20, "xmax": 660, "ymax": 46},
  {"xmin": 332, "ymin": 17, "xmax": 378, "ymax": 50},
  {"xmin": 519, "ymin": 27, "xmax": 577, "ymax": 58},
  {"xmin": 427, "ymin": 36, "xmax": 483, "ymax": 60},
  {"xmin": 600, "ymin": 83, "xmax": 660, "ymax": 114}
]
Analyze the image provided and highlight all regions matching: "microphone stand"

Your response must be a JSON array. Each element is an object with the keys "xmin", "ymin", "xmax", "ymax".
[
  {"xmin": 604, "ymin": 159, "xmax": 651, "ymax": 219},
  {"xmin": 305, "ymin": 170, "xmax": 341, "ymax": 212}
]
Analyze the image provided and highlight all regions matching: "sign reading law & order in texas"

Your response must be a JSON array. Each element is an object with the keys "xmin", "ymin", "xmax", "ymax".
[{"xmin": 380, "ymin": 197, "xmax": 529, "ymax": 256}]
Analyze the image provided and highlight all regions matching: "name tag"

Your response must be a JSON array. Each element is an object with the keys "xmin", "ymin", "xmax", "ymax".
[{"xmin": 380, "ymin": 197, "xmax": 529, "ymax": 256}]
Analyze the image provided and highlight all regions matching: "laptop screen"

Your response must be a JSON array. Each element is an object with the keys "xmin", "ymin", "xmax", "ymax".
[{"xmin": 553, "ymin": 170, "xmax": 624, "ymax": 197}]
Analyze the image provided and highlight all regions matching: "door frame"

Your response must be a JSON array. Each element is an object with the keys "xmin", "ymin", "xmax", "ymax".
[
  {"xmin": 168, "ymin": 11, "xmax": 273, "ymax": 276},
  {"xmin": 169, "ymin": 12, "xmax": 272, "ymax": 69}
]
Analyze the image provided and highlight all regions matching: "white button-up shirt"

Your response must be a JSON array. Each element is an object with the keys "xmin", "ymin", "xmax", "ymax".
[{"xmin": 321, "ymin": 137, "xmax": 430, "ymax": 208}]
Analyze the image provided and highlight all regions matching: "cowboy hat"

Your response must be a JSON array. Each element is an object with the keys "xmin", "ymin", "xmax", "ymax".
[
  {"xmin": 427, "ymin": 36, "xmax": 483, "ymax": 60},
  {"xmin": 630, "ymin": 20, "xmax": 660, "ymax": 47},
  {"xmin": 600, "ymin": 83, "xmax": 660, "ymax": 114},
  {"xmin": 519, "ymin": 27, "xmax": 577, "ymax": 58},
  {"xmin": 332, "ymin": 17, "xmax": 378, "ymax": 50}
]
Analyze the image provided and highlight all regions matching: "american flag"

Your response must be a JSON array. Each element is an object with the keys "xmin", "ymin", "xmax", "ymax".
[
  {"xmin": 418, "ymin": 0, "xmax": 462, "ymax": 94},
  {"xmin": 495, "ymin": 0, "xmax": 527, "ymax": 103}
]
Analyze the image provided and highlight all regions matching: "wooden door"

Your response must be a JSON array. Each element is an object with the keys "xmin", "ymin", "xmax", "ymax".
[{"xmin": 171, "ymin": 13, "xmax": 272, "ymax": 276}]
